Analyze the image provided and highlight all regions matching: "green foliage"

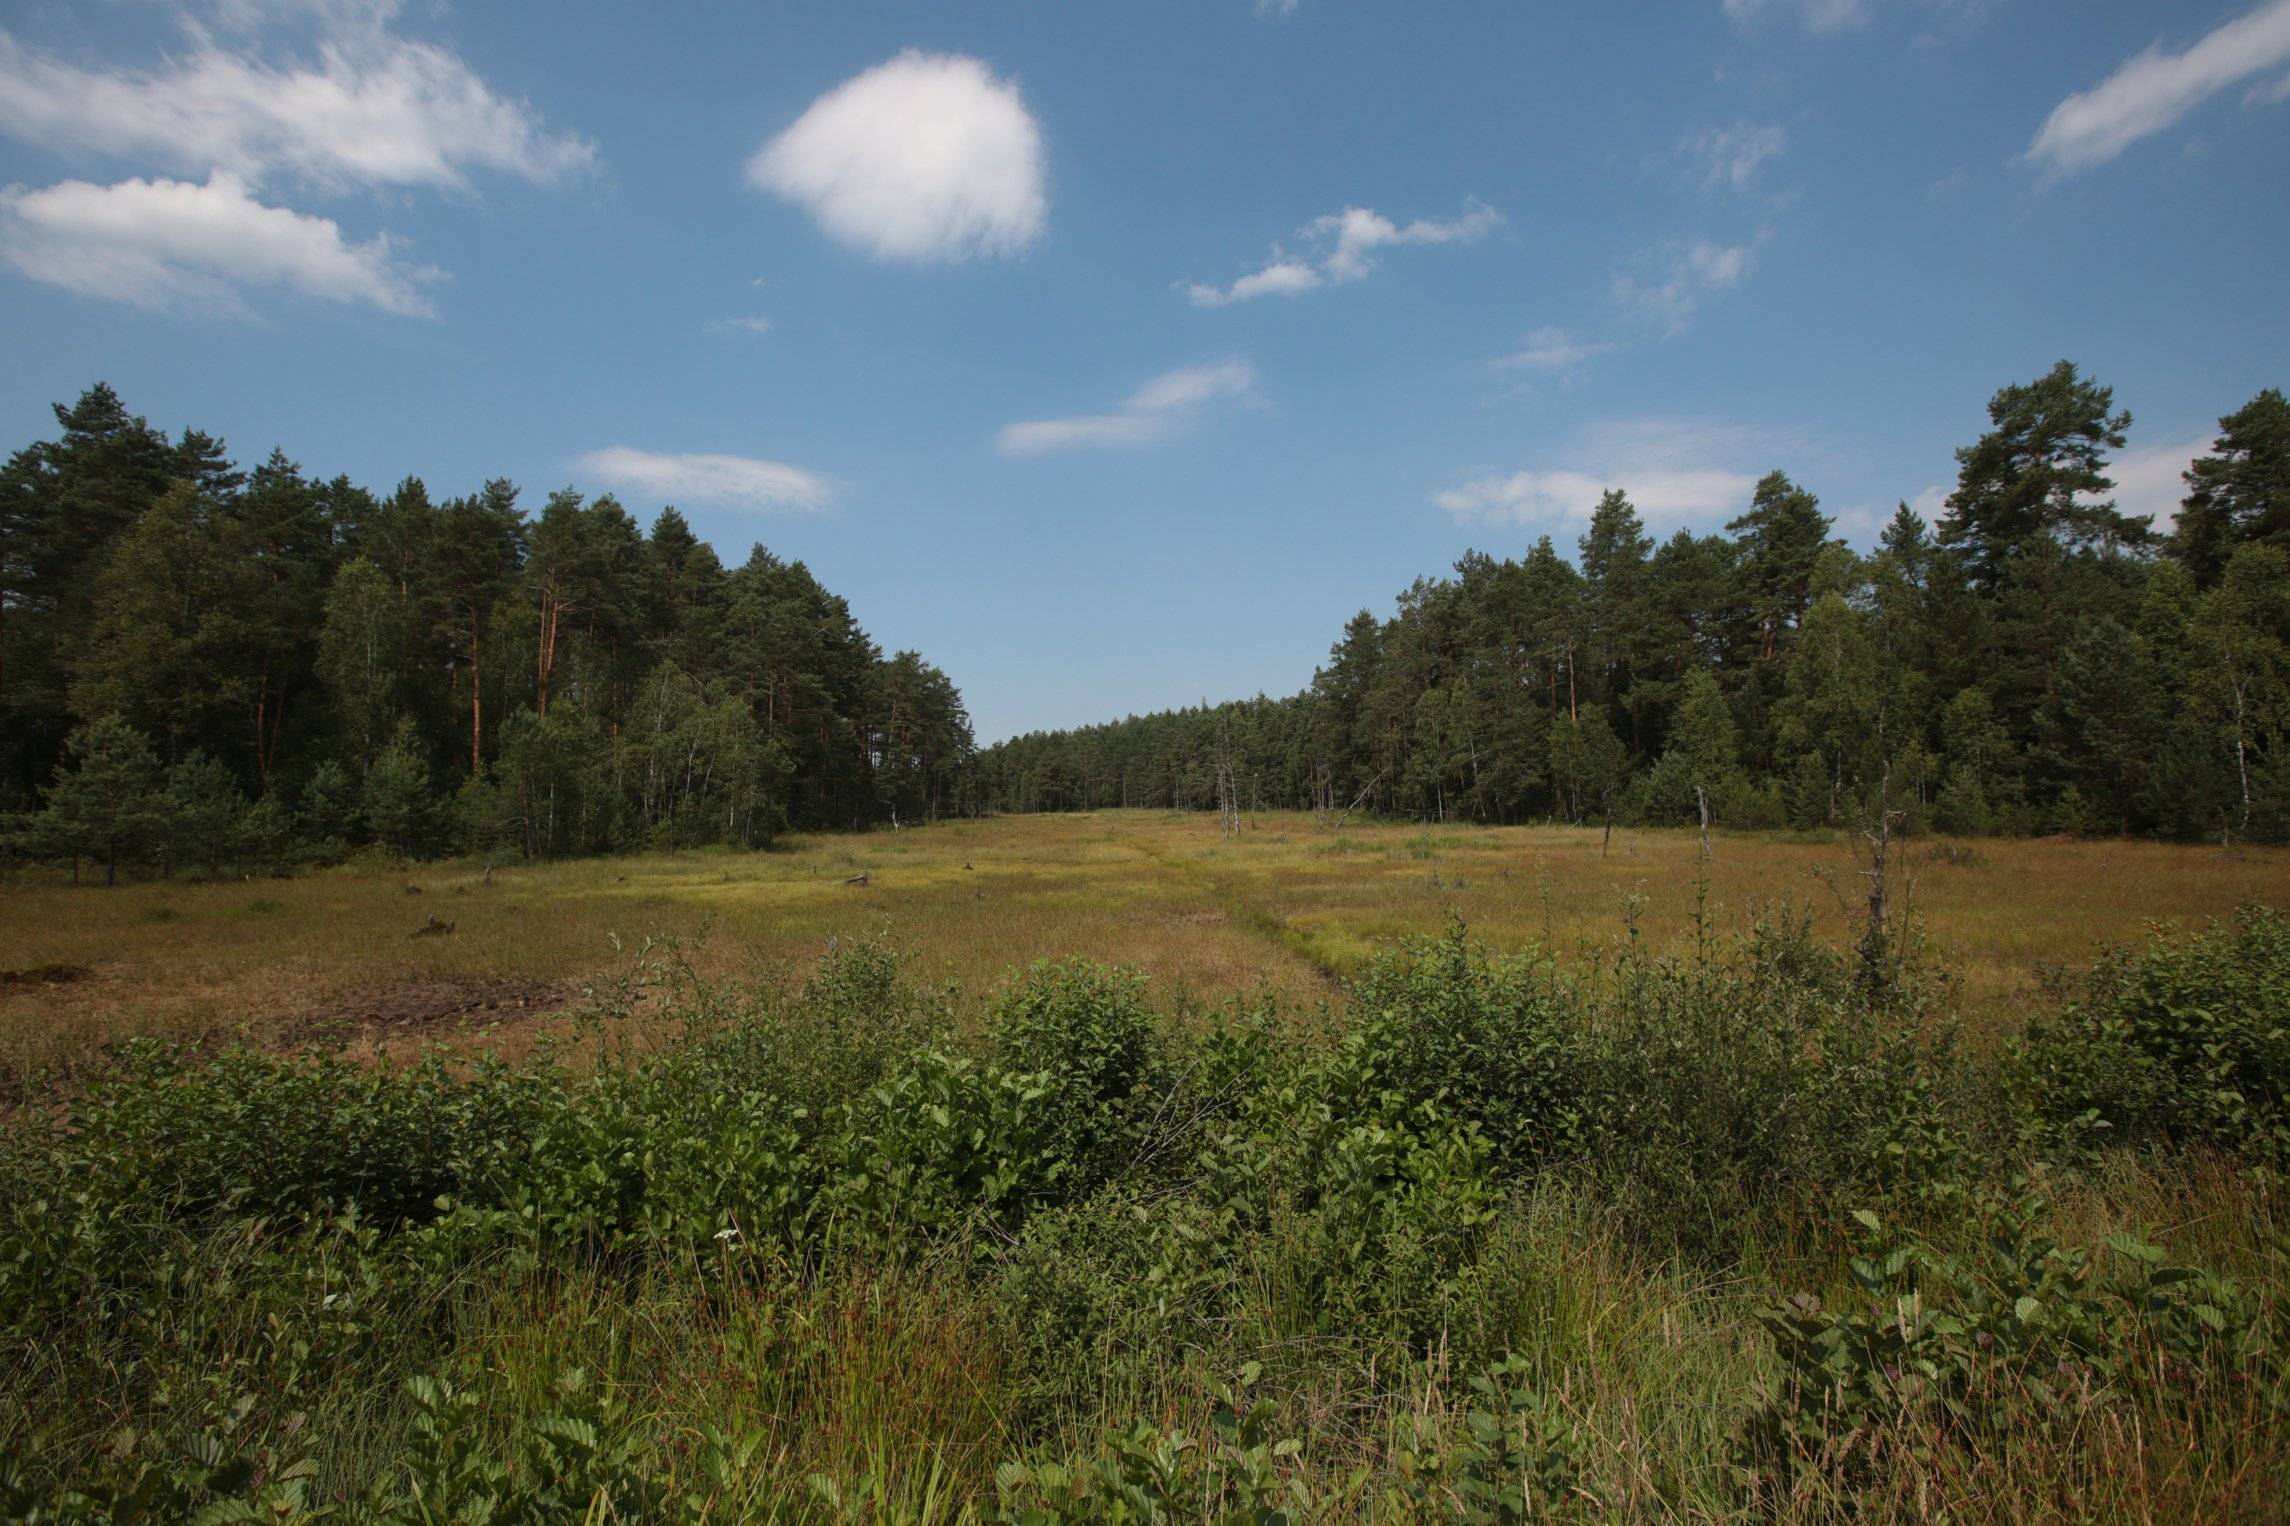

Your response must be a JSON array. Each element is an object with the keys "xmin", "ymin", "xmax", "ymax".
[
  {"xmin": 988, "ymin": 960, "xmax": 1167, "ymax": 1195},
  {"xmin": 2, "ymin": 384, "xmax": 973, "ymax": 872},
  {"xmin": 1740, "ymin": 1188, "xmax": 2277, "ymax": 1500},
  {"xmin": 996, "ymin": 1364, "xmax": 1313, "ymax": 1524},
  {"xmin": 13, "ymin": 715, "xmax": 169, "ymax": 884},
  {"xmin": 360, "ymin": 720, "xmax": 437, "ymax": 858},
  {"xmin": 2019, "ymin": 907, "xmax": 2290, "ymax": 1166},
  {"xmin": 1390, "ymin": 1355, "xmax": 1589, "ymax": 1521},
  {"xmin": 2, "ymin": 919, "xmax": 2286, "ymax": 1514},
  {"xmin": 1643, "ymin": 667, "xmax": 1746, "ymax": 825}
]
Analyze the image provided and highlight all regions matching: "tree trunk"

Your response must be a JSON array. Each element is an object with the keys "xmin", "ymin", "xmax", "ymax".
[
  {"xmin": 535, "ymin": 600, "xmax": 555, "ymax": 719},
  {"xmin": 468, "ymin": 615, "xmax": 484, "ymax": 775}
]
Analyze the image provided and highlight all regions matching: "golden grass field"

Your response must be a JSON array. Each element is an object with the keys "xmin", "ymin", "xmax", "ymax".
[{"xmin": 4, "ymin": 810, "xmax": 2288, "ymax": 1076}]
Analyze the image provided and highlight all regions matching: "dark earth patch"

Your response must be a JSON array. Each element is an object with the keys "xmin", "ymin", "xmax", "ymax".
[
  {"xmin": 0, "ymin": 962, "xmax": 93, "ymax": 989},
  {"xmin": 289, "ymin": 977, "xmax": 568, "ymax": 1046}
]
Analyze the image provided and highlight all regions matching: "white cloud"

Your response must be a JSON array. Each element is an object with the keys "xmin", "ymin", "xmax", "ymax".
[
  {"xmin": 1255, "ymin": 0, "xmax": 1302, "ymax": 15},
  {"xmin": 1186, "ymin": 200, "xmax": 1500, "ymax": 307},
  {"xmin": 1435, "ymin": 416, "xmax": 1816, "ymax": 536},
  {"xmin": 1186, "ymin": 258, "xmax": 1322, "ymax": 307},
  {"xmin": 748, "ymin": 51, "xmax": 1045, "ymax": 264},
  {"xmin": 1909, "ymin": 483, "xmax": 1949, "ymax": 521},
  {"xmin": 1493, "ymin": 326, "xmax": 1613, "ymax": 377},
  {"xmin": 2027, "ymin": 0, "xmax": 2290, "ymax": 176},
  {"xmin": 998, "ymin": 358, "xmax": 1257, "ymax": 457},
  {"xmin": 1438, "ymin": 467, "xmax": 1761, "ymax": 533},
  {"xmin": 1682, "ymin": 121, "xmax": 1788, "ymax": 192},
  {"xmin": 705, "ymin": 315, "xmax": 772, "ymax": 337},
  {"xmin": 574, "ymin": 447, "xmax": 830, "ymax": 513},
  {"xmin": 2102, "ymin": 433, "xmax": 2211, "ymax": 532},
  {"xmin": 1722, "ymin": 0, "xmax": 1873, "ymax": 34},
  {"xmin": 1612, "ymin": 237, "xmax": 1757, "ymax": 331},
  {"xmin": 0, "ymin": 171, "xmax": 438, "ymax": 315},
  {"xmin": 0, "ymin": 22, "xmax": 593, "ymax": 194}
]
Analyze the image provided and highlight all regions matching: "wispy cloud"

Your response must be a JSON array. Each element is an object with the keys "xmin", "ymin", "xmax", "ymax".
[
  {"xmin": 1186, "ymin": 201, "xmax": 1500, "ymax": 307},
  {"xmin": 0, "ymin": 171, "xmax": 439, "ymax": 316},
  {"xmin": 1439, "ymin": 467, "xmax": 1761, "ymax": 534},
  {"xmin": 0, "ymin": 20, "xmax": 594, "ymax": 193},
  {"xmin": 1612, "ymin": 237, "xmax": 1759, "ymax": 332},
  {"xmin": 748, "ymin": 51, "xmax": 1046, "ymax": 263},
  {"xmin": 574, "ymin": 446, "xmax": 830, "ymax": 512},
  {"xmin": 1435, "ymin": 416, "xmax": 1813, "ymax": 536},
  {"xmin": 1720, "ymin": 0, "xmax": 1872, "ymax": 34},
  {"xmin": 2102, "ymin": 433, "xmax": 2212, "ymax": 532},
  {"xmin": 1682, "ymin": 121, "xmax": 1788, "ymax": 193},
  {"xmin": 2026, "ymin": 0, "xmax": 2290, "ymax": 176},
  {"xmin": 705, "ymin": 315, "xmax": 771, "ymax": 337},
  {"xmin": 998, "ymin": 358, "xmax": 1258, "ymax": 457},
  {"xmin": 1492, "ymin": 326, "xmax": 1613, "ymax": 379}
]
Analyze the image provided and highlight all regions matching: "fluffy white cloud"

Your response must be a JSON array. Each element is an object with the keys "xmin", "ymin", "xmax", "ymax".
[
  {"xmin": 0, "ymin": 171, "xmax": 438, "ymax": 315},
  {"xmin": 0, "ymin": 23, "xmax": 593, "ymax": 193},
  {"xmin": 748, "ymin": 51, "xmax": 1045, "ymax": 264},
  {"xmin": 998, "ymin": 358, "xmax": 1257, "ymax": 457},
  {"xmin": 1612, "ymin": 238, "xmax": 1757, "ymax": 331},
  {"xmin": 1721, "ymin": 0, "xmax": 1872, "ymax": 33},
  {"xmin": 1682, "ymin": 121, "xmax": 1787, "ymax": 192},
  {"xmin": 2027, "ymin": 0, "xmax": 2290, "ymax": 176},
  {"xmin": 1493, "ymin": 326, "xmax": 1612, "ymax": 376},
  {"xmin": 574, "ymin": 447, "xmax": 830, "ymax": 513},
  {"xmin": 1187, "ymin": 201, "xmax": 1499, "ymax": 307},
  {"xmin": 1435, "ymin": 416, "xmax": 1816, "ymax": 535}
]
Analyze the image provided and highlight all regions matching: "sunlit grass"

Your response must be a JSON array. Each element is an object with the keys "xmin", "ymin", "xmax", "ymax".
[{"xmin": 5, "ymin": 810, "xmax": 2287, "ymax": 1075}]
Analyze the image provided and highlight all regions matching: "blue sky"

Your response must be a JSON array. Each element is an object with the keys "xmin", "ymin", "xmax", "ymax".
[{"xmin": 2, "ymin": 0, "xmax": 2286, "ymax": 742}]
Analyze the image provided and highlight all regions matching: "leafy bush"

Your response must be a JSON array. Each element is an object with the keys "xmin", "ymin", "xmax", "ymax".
[
  {"xmin": 1389, "ymin": 1354, "xmax": 1591, "ymax": 1521},
  {"xmin": 2020, "ymin": 908, "xmax": 2290, "ymax": 1166},
  {"xmin": 1739, "ymin": 1186, "xmax": 2278, "ymax": 1501},
  {"xmin": 2, "ymin": 915, "xmax": 2284, "ymax": 1515}
]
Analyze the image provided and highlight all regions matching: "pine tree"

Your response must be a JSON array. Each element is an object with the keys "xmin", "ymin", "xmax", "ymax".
[
  {"xmin": 164, "ymin": 751, "xmax": 250, "ymax": 878},
  {"xmin": 1728, "ymin": 470, "xmax": 1833, "ymax": 662},
  {"xmin": 22, "ymin": 717, "xmax": 169, "ymax": 885},
  {"xmin": 1939, "ymin": 360, "xmax": 2142, "ymax": 589},
  {"xmin": 363, "ymin": 720, "xmax": 438, "ymax": 858},
  {"xmin": 431, "ymin": 481, "xmax": 525, "ymax": 775},
  {"xmin": 2173, "ymin": 388, "xmax": 2290, "ymax": 587}
]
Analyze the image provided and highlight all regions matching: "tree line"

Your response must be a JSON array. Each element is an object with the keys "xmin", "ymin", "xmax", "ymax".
[
  {"xmin": 1, "ymin": 385, "xmax": 974, "ymax": 882},
  {"xmin": 978, "ymin": 363, "xmax": 2290, "ymax": 841}
]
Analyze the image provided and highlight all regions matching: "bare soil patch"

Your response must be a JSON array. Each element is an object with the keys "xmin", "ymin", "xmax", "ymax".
[
  {"xmin": 288, "ymin": 976, "xmax": 569, "ymax": 1047},
  {"xmin": 0, "ymin": 963, "xmax": 92, "ymax": 989}
]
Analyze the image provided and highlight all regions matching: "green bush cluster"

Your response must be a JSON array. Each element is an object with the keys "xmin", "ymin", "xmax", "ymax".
[
  {"xmin": 3, "ymin": 913, "xmax": 2287, "ymax": 1516},
  {"xmin": 2019, "ymin": 906, "xmax": 2290, "ymax": 1166}
]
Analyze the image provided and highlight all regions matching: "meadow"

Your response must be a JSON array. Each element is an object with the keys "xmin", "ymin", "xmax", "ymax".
[
  {"xmin": 4, "ymin": 814, "xmax": 2290, "ymax": 1521},
  {"xmin": 5, "ymin": 811, "xmax": 2285, "ymax": 1081}
]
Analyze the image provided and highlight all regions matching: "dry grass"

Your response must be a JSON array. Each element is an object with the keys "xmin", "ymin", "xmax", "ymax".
[{"xmin": 4, "ymin": 811, "xmax": 2286, "ymax": 1075}]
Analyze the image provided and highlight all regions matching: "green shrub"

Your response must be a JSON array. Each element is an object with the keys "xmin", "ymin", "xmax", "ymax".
[
  {"xmin": 2019, "ymin": 908, "xmax": 2290, "ymax": 1167},
  {"xmin": 1739, "ymin": 1186, "xmax": 2276, "ymax": 1502}
]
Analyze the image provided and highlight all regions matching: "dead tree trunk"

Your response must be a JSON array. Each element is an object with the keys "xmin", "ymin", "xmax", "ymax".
[{"xmin": 1859, "ymin": 763, "xmax": 1907, "ymax": 991}]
